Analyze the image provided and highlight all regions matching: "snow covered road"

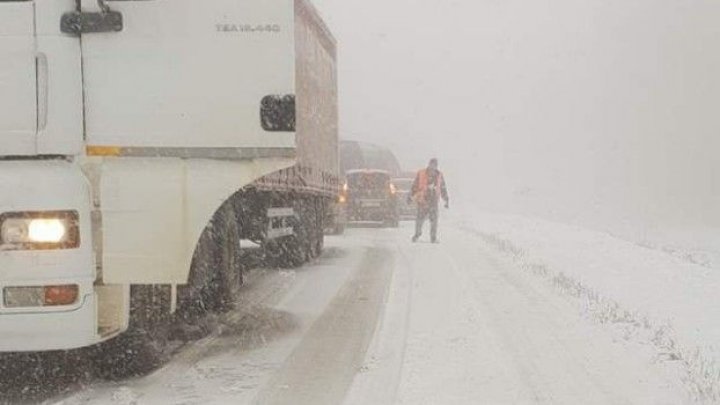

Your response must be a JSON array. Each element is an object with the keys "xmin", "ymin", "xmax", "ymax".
[
  {"xmin": 351, "ymin": 222, "xmax": 687, "ymax": 404},
  {"xmin": 44, "ymin": 218, "xmax": 690, "ymax": 404}
]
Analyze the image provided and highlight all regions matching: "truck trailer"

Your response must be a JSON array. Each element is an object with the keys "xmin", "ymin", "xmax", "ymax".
[{"xmin": 0, "ymin": 0, "xmax": 338, "ymax": 357}]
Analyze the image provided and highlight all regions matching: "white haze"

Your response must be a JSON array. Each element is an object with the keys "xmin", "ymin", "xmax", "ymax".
[{"xmin": 313, "ymin": 0, "xmax": 719, "ymax": 249}]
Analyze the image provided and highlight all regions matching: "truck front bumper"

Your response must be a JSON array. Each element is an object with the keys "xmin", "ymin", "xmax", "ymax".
[
  {"xmin": 0, "ymin": 286, "xmax": 97, "ymax": 352},
  {"xmin": 0, "ymin": 160, "xmax": 100, "ymax": 352}
]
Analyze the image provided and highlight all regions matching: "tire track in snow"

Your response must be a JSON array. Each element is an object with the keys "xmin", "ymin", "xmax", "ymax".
[
  {"xmin": 253, "ymin": 247, "xmax": 393, "ymax": 405},
  {"xmin": 344, "ymin": 238, "xmax": 415, "ymax": 405}
]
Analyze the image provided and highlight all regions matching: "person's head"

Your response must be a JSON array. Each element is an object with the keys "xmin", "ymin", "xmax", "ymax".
[{"xmin": 428, "ymin": 158, "xmax": 438, "ymax": 171}]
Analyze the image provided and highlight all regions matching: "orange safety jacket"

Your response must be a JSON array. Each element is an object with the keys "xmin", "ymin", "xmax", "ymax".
[{"xmin": 412, "ymin": 168, "xmax": 446, "ymax": 206}]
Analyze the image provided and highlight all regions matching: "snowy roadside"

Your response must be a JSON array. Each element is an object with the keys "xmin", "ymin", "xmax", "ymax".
[{"xmin": 453, "ymin": 211, "xmax": 720, "ymax": 403}]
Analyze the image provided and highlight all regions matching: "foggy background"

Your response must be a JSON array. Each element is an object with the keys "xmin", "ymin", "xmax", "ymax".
[{"xmin": 312, "ymin": 0, "xmax": 718, "ymax": 248}]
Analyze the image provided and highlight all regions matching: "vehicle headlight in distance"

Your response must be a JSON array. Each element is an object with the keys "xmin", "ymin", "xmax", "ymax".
[{"xmin": 0, "ymin": 211, "xmax": 80, "ymax": 250}]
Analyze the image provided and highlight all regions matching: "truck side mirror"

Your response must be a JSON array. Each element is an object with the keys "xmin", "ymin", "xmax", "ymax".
[
  {"xmin": 261, "ymin": 95, "xmax": 296, "ymax": 132},
  {"xmin": 61, "ymin": 0, "xmax": 123, "ymax": 35}
]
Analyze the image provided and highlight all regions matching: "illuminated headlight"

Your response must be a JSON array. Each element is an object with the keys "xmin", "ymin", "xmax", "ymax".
[{"xmin": 0, "ymin": 211, "xmax": 79, "ymax": 250}]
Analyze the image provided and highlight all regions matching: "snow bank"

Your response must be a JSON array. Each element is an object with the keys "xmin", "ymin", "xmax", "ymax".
[{"xmin": 455, "ymin": 212, "xmax": 720, "ymax": 402}]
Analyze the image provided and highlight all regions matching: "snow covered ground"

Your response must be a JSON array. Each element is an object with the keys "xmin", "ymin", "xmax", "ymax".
[
  {"xmin": 13, "ymin": 209, "xmax": 718, "ymax": 404},
  {"xmin": 453, "ymin": 211, "xmax": 720, "ymax": 402},
  {"xmin": 345, "ymin": 218, "xmax": 687, "ymax": 405}
]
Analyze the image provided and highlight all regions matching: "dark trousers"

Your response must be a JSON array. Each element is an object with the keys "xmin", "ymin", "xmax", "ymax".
[{"xmin": 414, "ymin": 203, "xmax": 439, "ymax": 240}]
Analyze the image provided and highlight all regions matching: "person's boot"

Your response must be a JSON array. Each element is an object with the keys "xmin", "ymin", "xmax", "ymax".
[
  {"xmin": 412, "ymin": 234, "xmax": 420, "ymax": 243},
  {"xmin": 431, "ymin": 237, "xmax": 439, "ymax": 244}
]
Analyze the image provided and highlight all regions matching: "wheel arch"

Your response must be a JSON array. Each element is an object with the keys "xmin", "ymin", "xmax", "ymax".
[{"xmin": 94, "ymin": 157, "xmax": 294, "ymax": 285}]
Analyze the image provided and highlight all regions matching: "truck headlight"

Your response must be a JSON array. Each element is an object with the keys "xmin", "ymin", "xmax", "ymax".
[{"xmin": 0, "ymin": 211, "xmax": 80, "ymax": 250}]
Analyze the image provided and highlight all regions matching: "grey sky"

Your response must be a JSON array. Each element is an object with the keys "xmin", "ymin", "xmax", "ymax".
[{"xmin": 313, "ymin": 0, "xmax": 719, "ymax": 237}]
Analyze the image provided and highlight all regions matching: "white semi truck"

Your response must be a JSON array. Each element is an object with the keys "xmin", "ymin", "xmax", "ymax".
[{"xmin": 0, "ymin": 0, "xmax": 338, "ymax": 356}]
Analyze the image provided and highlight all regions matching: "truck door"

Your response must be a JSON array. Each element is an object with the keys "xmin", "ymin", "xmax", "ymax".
[
  {"xmin": 77, "ymin": 0, "xmax": 296, "ymax": 152},
  {"xmin": 0, "ymin": 0, "xmax": 37, "ymax": 155}
]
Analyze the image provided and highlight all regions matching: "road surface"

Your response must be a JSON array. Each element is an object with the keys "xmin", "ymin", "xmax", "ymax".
[{"xmin": 5, "ymin": 217, "xmax": 688, "ymax": 404}]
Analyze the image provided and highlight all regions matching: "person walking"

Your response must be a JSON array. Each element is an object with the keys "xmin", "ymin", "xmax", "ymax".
[{"xmin": 409, "ymin": 158, "xmax": 449, "ymax": 243}]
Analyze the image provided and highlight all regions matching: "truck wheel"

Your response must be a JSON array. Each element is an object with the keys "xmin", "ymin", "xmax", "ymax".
[
  {"xmin": 210, "ymin": 206, "xmax": 243, "ymax": 312},
  {"xmin": 308, "ymin": 201, "xmax": 324, "ymax": 259},
  {"xmin": 265, "ymin": 237, "xmax": 307, "ymax": 268},
  {"xmin": 93, "ymin": 325, "xmax": 166, "ymax": 380},
  {"xmin": 93, "ymin": 285, "xmax": 172, "ymax": 379},
  {"xmin": 178, "ymin": 204, "xmax": 243, "ymax": 318},
  {"xmin": 311, "ymin": 232, "xmax": 324, "ymax": 258},
  {"xmin": 280, "ymin": 228, "xmax": 310, "ymax": 267},
  {"xmin": 264, "ymin": 200, "xmax": 312, "ymax": 268}
]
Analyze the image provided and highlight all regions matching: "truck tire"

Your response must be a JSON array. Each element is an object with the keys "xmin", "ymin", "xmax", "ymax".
[
  {"xmin": 178, "ymin": 204, "xmax": 243, "ymax": 318},
  {"xmin": 93, "ymin": 330, "xmax": 165, "ymax": 380},
  {"xmin": 93, "ymin": 285, "xmax": 172, "ymax": 379},
  {"xmin": 276, "ymin": 227, "xmax": 309, "ymax": 268},
  {"xmin": 264, "ymin": 199, "xmax": 312, "ymax": 268},
  {"xmin": 311, "ymin": 232, "xmax": 324, "ymax": 258},
  {"xmin": 210, "ymin": 206, "xmax": 243, "ymax": 312},
  {"xmin": 308, "ymin": 199, "xmax": 324, "ymax": 259}
]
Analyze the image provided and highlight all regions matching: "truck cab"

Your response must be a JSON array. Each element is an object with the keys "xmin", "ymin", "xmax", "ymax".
[
  {"xmin": 0, "ymin": 0, "xmax": 92, "ymax": 351},
  {"xmin": 0, "ymin": 0, "xmax": 337, "ymax": 354}
]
